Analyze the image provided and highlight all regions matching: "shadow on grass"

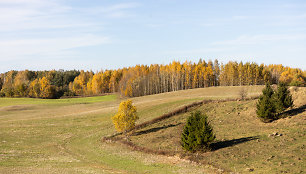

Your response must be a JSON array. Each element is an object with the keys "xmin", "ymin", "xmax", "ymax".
[
  {"xmin": 260, "ymin": 105, "xmax": 306, "ymax": 123},
  {"xmin": 133, "ymin": 123, "xmax": 182, "ymax": 136},
  {"xmin": 211, "ymin": 136, "xmax": 259, "ymax": 151},
  {"xmin": 281, "ymin": 104, "xmax": 306, "ymax": 117}
]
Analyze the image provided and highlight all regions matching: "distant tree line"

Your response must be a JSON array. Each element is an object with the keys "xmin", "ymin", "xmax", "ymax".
[
  {"xmin": 0, "ymin": 70, "xmax": 80, "ymax": 98},
  {"xmin": 0, "ymin": 60, "xmax": 305, "ymax": 98}
]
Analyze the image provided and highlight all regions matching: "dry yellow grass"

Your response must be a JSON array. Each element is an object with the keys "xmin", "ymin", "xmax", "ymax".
[
  {"xmin": 124, "ymin": 87, "xmax": 305, "ymax": 173},
  {"xmin": 1, "ymin": 85, "xmax": 304, "ymax": 173}
]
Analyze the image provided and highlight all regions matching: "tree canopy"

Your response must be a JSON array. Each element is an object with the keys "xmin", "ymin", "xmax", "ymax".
[{"xmin": 0, "ymin": 60, "xmax": 305, "ymax": 99}]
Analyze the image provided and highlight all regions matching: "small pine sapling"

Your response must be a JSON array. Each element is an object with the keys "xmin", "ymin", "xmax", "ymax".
[
  {"xmin": 181, "ymin": 111, "xmax": 215, "ymax": 152},
  {"xmin": 274, "ymin": 82, "xmax": 293, "ymax": 115},
  {"xmin": 256, "ymin": 83, "xmax": 276, "ymax": 122}
]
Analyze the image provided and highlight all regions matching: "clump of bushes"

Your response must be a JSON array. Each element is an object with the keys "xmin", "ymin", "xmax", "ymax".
[
  {"xmin": 256, "ymin": 83, "xmax": 293, "ymax": 122},
  {"xmin": 181, "ymin": 111, "xmax": 215, "ymax": 152}
]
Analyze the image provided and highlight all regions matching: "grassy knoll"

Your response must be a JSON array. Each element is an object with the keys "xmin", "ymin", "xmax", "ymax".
[
  {"xmin": 127, "ymin": 87, "xmax": 306, "ymax": 173},
  {"xmin": 1, "ymin": 86, "xmax": 303, "ymax": 173},
  {"xmin": 2, "ymin": 86, "xmax": 259, "ymax": 173}
]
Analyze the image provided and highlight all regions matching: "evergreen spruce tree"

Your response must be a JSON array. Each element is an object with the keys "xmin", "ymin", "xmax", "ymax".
[
  {"xmin": 274, "ymin": 82, "xmax": 293, "ymax": 114},
  {"xmin": 256, "ymin": 83, "xmax": 276, "ymax": 122},
  {"xmin": 181, "ymin": 111, "xmax": 215, "ymax": 152}
]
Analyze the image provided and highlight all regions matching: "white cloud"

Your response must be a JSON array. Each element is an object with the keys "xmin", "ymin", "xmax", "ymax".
[
  {"xmin": 0, "ymin": 35, "xmax": 110, "ymax": 60},
  {"xmin": 0, "ymin": 0, "xmax": 77, "ymax": 32},
  {"xmin": 0, "ymin": 0, "xmax": 127, "ymax": 63},
  {"xmin": 0, "ymin": 1, "xmax": 140, "ymax": 32}
]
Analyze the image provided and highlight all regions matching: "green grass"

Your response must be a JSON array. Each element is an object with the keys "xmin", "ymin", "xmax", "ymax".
[
  {"xmin": 1, "ymin": 86, "xmax": 304, "ymax": 173},
  {"xmin": 0, "ymin": 104, "xmax": 191, "ymax": 173},
  {"xmin": 0, "ymin": 95, "xmax": 117, "ymax": 107},
  {"xmin": 3, "ymin": 87, "xmax": 245, "ymax": 173},
  {"xmin": 128, "ymin": 99, "xmax": 306, "ymax": 173}
]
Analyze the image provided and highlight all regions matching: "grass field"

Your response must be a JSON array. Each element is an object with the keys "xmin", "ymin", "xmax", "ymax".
[
  {"xmin": 0, "ymin": 86, "xmax": 305, "ymax": 173},
  {"xmin": 0, "ymin": 95, "xmax": 117, "ymax": 107},
  {"xmin": 128, "ymin": 100, "xmax": 305, "ymax": 173}
]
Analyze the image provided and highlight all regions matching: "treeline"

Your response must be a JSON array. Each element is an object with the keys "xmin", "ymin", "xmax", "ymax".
[
  {"xmin": 0, "ymin": 60, "xmax": 305, "ymax": 98},
  {"xmin": 0, "ymin": 70, "xmax": 80, "ymax": 98}
]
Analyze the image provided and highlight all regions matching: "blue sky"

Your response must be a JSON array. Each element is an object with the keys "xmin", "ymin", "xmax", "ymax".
[{"xmin": 1, "ymin": 0, "xmax": 306, "ymax": 73}]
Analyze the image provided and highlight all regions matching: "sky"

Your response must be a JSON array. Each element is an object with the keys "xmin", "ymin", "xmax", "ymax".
[{"xmin": 0, "ymin": 0, "xmax": 306, "ymax": 73}]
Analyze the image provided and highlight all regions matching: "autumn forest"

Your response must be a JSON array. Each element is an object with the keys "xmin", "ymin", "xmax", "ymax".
[{"xmin": 0, "ymin": 59, "xmax": 305, "ymax": 99}]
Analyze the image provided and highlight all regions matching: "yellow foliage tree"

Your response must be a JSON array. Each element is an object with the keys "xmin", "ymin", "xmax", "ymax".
[
  {"xmin": 28, "ymin": 79, "xmax": 40, "ymax": 98},
  {"xmin": 109, "ymin": 70, "xmax": 121, "ymax": 93},
  {"xmin": 70, "ymin": 70, "xmax": 93, "ymax": 95},
  {"xmin": 39, "ymin": 77, "xmax": 54, "ymax": 99},
  {"xmin": 14, "ymin": 70, "xmax": 30, "ymax": 97},
  {"xmin": 112, "ymin": 100, "xmax": 138, "ymax": 135},
  {"xmin": 279, "ymin": 69, "xmax": 293, "ymax": 84},
  {"xmin": 1, "ymin": 70, "xmax": 15, "ymax": 97}
]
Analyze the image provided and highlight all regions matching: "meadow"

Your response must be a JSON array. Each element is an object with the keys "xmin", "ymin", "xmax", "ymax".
[
  {"xmin": 0, "ymin": 95, "xmax": 117, "ymax": 107},
  {"xmin": 0, "ymin": 86, "xmax": 305, "ymax": 173}
]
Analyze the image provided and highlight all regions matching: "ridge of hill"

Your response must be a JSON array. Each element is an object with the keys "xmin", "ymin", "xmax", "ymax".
[
  {"xmin": 106, "ymin": 87, "xmax": 306, "ymax": 173},
  {"xmin": 0, "ymin": 86, "xmax": 305, "ymax": 173}
]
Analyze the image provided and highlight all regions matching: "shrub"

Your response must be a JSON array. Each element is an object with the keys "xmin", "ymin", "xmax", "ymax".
[
  {"xmin": 112, "ymin": 100, "xmax": 138, "ymax": 136},
  {"xmin": 239, "ymin": 87, "xmax": 247, "ymax": 100},
  {"xmin": 181, "ymin": 111, "xmax": 215, "ymax": 152},
  {"xmin": 256, "ymin": 83, "xmax": 276, "ymax": 122},
  {"xmin": 274, "ymin": 82, "xmax": 293, "ymax": 114}
]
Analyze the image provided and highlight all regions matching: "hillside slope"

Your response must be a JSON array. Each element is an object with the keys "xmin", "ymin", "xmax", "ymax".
[
  {"xmin": 115, "ymin": 87, "xmax": 306, "ymax": 173},
  {"xmin": 0, "ymin": 86, "xmax": 304, "ymax": 173}
]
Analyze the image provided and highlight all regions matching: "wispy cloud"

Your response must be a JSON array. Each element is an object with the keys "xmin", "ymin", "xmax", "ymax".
[
  {"xmin": 0, "ymin": 0, "xmax": 140, "ymax": 34},
  {"xmin": 0, "ymin": 0, "xmax": 79, "ymax": 32},
  {"xmin": 0, "ymin": 35, "xmax": 110, "ymax": 60},
  {"xmin": 0, "ymin": 1, "xmax": 305, "ymax": 72},
  {"xmin": 0, "ymin": 0, "xmax": 130, "ymax": 63}
]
